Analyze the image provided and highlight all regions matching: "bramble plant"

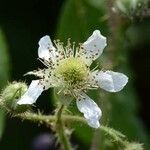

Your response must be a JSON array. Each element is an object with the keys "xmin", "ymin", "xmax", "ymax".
[{"xmin": 0, "ymin": 30, "xmax": 143, "ymax": 150}]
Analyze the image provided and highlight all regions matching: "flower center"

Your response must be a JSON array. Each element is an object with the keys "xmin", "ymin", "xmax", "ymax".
[{"xmin": 56, "ymin": 57, "xmax": 88, "ymax": 86}]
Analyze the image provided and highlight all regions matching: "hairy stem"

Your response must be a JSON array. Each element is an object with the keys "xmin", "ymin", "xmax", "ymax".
[
  {"xmin": 15, "ymin": 112, "xmax": 139, "ymax": 148},
  {"xmin": 16, "ymin": 112, "xmax": 86, "ymax": 125},
  {"xmin": 55, "ymin": 105, "xmax": 72, "ymax": 150}
]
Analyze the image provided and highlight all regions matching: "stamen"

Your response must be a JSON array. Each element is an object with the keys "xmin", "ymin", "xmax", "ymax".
[
  {"xmin": 72, "ymin": 42, "xmax": 76, "ymax": 57},
  {"xmin": 37, "ymin": 58, "xmax": 50, "ymax": 68},
  {"xmin": 65, "ymin": 38, "xmax": 72, "ymax": 57},
  {"xmin": 53, "ymin": 40, "xmax": 66, "ymax": 58}
]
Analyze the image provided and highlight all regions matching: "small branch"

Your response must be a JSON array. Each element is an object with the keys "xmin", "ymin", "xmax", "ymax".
[
  {"xmin": 15, "ymin": 112, "xmax": 86, "ymax": 125},
  {"xmin": 14, "ymin": 111, "xmax": 142, "ymax": 149}
]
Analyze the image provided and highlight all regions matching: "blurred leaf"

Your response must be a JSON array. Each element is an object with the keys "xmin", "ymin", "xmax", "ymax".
[
  {"xmin": 56, "ymin": 0, "xmax": 108, "ymax": 42},
  {"xmin": 0, "ymin": 29, "xmax": 9, "ymax": 88},
  {"xmin": 0, "ymin": 110, "xmax": 5, "ymax": 140},
  {"xmin": 0, "ymin": 28, "xmax": 10, "ymax": 139},
  {"xmin": 126, "ymin": 19, "xmax": 150, "ymax": 47}
]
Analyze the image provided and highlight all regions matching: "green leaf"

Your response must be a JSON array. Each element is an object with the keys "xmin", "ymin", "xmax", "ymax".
[
  {"xmin": 0, "ymin": 28, "xmax": 10, "ymax": 139},
  {"xmin": 56, "ymin": 0, "xmax": 108, "ymax": 42},
  {"xmin": 0, "ymin": 110, "xmax": 5, "ymax": 140}
]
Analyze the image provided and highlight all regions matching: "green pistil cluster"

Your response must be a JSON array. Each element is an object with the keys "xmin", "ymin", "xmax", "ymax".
[{"xmin": 56, "ymin": 57, "xmax": 88, "ymax": 87}]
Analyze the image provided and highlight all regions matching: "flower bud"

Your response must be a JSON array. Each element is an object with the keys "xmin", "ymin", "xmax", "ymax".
[{"xmin": 0, "ymin": 82, "xmax": 31, "ymax": 113}]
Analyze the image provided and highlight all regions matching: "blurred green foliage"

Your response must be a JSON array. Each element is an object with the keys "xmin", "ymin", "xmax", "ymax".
[
  {"xmin": 56, "ymin": 0, "xmax": 108, "ymax": 42},
  {"xmin": 0, "ymin": 28, "xmax": 10, "ymax": 139},
  {"xmin": 0, "ymin": 111, "xmax": 5, "ymax": 139}
]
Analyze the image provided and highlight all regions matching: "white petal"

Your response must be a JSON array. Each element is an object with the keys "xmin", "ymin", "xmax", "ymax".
[
  {"xmin": 76, "ymin": 93, "xmax": 102, "ymax": 128},
  {"xmin": 17, "ymin": 80, "xmax": 44, "ymax": 105},
  {"xmin": 80, "ymin": 30, "xmax": 107, "ymax": 66},
  {"xmin": 95, "ymin": 70, "xmax": 128, "ymax": 92},
  {"xmin": 38, "ymin": 35, "xmax": 58, "ymax": 62}
]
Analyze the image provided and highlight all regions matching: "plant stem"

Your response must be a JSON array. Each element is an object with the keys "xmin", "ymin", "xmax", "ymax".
[
  {"xmin": 16, "ymin": 112, "xmax": 86, "ymax": 125},
  {"xmin": 16, "ymin": 112, "xmax": 127, "ymax": 148},
  {"xmin": 13, "ymin": 110, "xmax": 143, "ymax": 149},
  {"xmin": 100, "ymin": 126, "xmax": 126, "ymax": 147},
  {"xmin": 56, "ymin": 105, "xmax": 72, "ymax": 150}
]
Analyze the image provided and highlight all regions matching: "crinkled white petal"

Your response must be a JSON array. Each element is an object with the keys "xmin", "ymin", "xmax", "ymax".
[
  {"xmin": 17, "ymin": 80, "xmax": 44, "ymax": 105},
  {"xmin": 76, "ymin": 93, "xmax": 102, "ymax": 128},
  {"xmin": 38, "ymin": 35, "xmax": 58, "ymax": 62},
  {"xmin": 95, "ymin": 70, "xmax": 128, "ymax": 92},
  {"xmin": 81, "ymin": 30, "xmax": 107, "ymax": 66}
]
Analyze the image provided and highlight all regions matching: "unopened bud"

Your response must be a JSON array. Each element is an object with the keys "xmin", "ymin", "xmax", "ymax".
[{"xmin": 0, "ymin": 82, "xmax": 30, "ymax": 113}]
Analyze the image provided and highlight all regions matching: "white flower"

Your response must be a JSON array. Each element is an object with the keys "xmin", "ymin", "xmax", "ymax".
[{"xmin": 17, "ymin": 30, "xmax": 128, "ymax": 128}]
